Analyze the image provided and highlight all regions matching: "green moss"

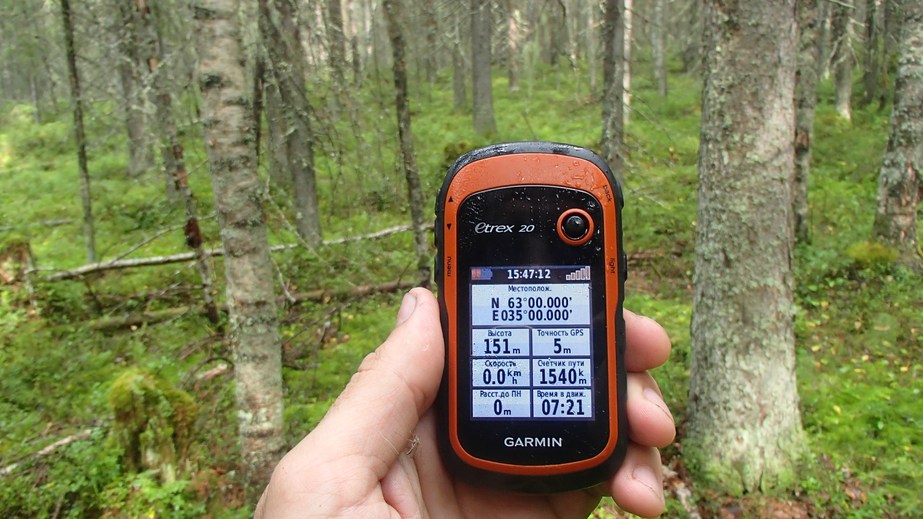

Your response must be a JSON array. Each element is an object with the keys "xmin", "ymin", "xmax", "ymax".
[
  {"xmin": 846, "ymin": 240, "xmax": 899, "ymax": 269},
  {"xmin": 108, "ymin": 369, "xmax": 197, "ymax": 482}
]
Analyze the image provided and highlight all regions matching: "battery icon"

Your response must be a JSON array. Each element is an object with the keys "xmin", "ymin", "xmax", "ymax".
[{"xmin": 471, "ymin": 268, "xmax": 493, "ymax": 281}]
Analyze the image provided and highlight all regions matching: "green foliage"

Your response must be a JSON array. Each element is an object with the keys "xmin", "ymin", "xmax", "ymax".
[{"xmin": 1, "ymin": 56, "xmax": 920, "ymax": 517}]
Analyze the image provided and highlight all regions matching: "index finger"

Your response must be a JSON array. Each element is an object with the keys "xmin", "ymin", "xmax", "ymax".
[{"xmin": 624, "ymin": 309, "xmax": 672, "ymax": 372}]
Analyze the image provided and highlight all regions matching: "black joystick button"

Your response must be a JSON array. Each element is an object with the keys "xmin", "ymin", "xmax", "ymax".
[
  {"xmin": 556, "ymin": 208, "xmax": 594, "ymax": 246},
  {"xmin": 563, "ymin": 214, "xmax": 588, "ymax": 240}
]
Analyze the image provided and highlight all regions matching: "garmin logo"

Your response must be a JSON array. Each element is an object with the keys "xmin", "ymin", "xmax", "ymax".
[{"xmin": 504, "ymin": 436, "xmax": 564, "ymax": 448}]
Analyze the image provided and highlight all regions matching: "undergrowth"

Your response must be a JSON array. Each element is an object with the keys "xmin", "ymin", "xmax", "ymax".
[{"xmin": 0, "ymin": 61, "xmax": 920, "ymax": 517}]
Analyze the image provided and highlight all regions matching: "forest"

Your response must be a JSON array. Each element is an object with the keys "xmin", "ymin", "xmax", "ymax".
[{"xmin": 0, "ymin": 0, "xmax": 920, "ymax": 517}]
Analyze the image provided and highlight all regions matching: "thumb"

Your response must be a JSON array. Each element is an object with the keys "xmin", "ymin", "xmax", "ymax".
[{"xmin": 304, "ymin": 287, "xmax": 445, "ymax": 472}]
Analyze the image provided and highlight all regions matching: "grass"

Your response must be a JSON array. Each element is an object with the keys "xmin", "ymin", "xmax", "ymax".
[{"xmin": 1, "ymin": 60, "xmax": 921, "ymax": 517}]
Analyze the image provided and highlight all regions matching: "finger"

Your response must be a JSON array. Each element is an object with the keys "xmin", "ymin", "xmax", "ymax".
[
  {"xmin": 290, "ymin": 288, "xmax": 445, "ymax": 475},
  {"xmin": 623, "ymin": 309, "xmax": 672, "ymax": 373},
  {"xmin": 609, "ymin": 442, "xmax": 665, "ymax": 518},
  {"xmin": 626, "ymin": 372, "xmax": 676, "ymax": 448}
]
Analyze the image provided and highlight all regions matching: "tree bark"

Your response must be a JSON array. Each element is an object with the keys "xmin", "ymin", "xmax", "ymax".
[
  {"xmin": 260, "ymin": 0, "xmax": 323, "ymax": 247},
  {"xmin": 873, "ymin": 0, "xmax": 922, "ymax": 264},
  {"xmin": 507, "ymin": 0, "xmax": 522, "ymax": 92},
  {"xmin": 471, "ymin": 0, "xmax": 498, "ymax": 135},
  {"xmin": 452, "ymin": 6, "xmax": 468, "ymax": 111},
  {"xmin": 193, "ymin": 0, "xmax": 284, "ymax": 497},
  {"xmin": 652, "ymin": 0, "xmax": 667, "ymax": 97},
  {"xmin": 137, "ymin": 0, "xmax": 220, "ymax": 324},
  {"xmin": 114, "ymin": 0, "xmax": 152, "ymax": 178},
  {"xmin": 601, "ymin": 0, "xmax": 625, "ymax": 181},
  {"xmin": 794, "ymin": 0, "xmax": 822, "ymax": 243},
  {"xmin": 688, "ymin": 0, "xmax": 807, "ymax": 494},
  {"xmin": 831, "ymin": 0, "xmax": 855, "ymax": 120},
  {"xmin": 59, "ymin": 0, "xmax": 96, "ymax": 264},
  {"xmin": 862, "ymin": 0, "xmax": 884, "ymax": 106},
  {"xmin": 622, "ymin": 0, "xmax": 633, "ymax": 125},
  {"xmin": 382, "ymin": 0, "xmax": 430, "ymax": 281}
]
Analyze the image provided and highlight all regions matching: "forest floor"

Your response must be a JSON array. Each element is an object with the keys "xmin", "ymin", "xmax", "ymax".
[{"xmin": 1, "ymin": 66, "xmax": 920, "ymax": 517}]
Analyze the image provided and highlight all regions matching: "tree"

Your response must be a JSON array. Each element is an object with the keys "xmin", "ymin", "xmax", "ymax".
[
  {"xmin": 59, "ymin": 0, "xmax": 96, "ymax": 264},
  {"xmin": 259, "ymin": 0, "xmax": 323, "ymax": 247},
  {"xmin": 113, "ymin": 0, "xmax": 152, "ymax": 178},
  {"xmin": 452, "ymin": 4, "xmax": 468, "ymax": 111},
  {"xmin": 137, "ymin": 0, "xmax": 219, "ymax": 324},
  {"xmin": 193, "ymin": 0, "xmax": 285, "ymax": 496},
  {"xmin": 872, "ymin": 0, "xmax": 922, "ymax": 264},
  {"xmin": 831, "ymin": 0, "xmax": 854, "ymax": 120},
  {"xmin": 622, "ymin": 0, "xmax": 633, "ymax": 125},
  {"xmin": 471, "ymin": 0, "xmax": 498, "ymax": 135},
  {"xmin": 794, "ymin": 0, "xmax": 822, "ymax": 242},
  {"xmin": 601, "ymin": 0, "xmax": 625, "ymax": 181},
  {"xmin": 382, "ymin": 0, "xmax": 429, "ymax": 282},
  {"xmin": 862, "ymin": 0, "xmax": 884, "ymax": 107},
  {"xmin": 651, "ymin": 0, "xmax": 667, "ymax": 97},
  {"xmin": 687, "ymin": 0, "xmax": 807, "ymax": 494},
  {"xmin": 506, "ymin": 0, "xmax": 522, "ymax": 92}
]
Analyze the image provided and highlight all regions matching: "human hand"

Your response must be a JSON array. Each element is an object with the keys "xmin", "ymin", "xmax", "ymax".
[{"xmin": 255, "ymin": 287, "xmax": 675, "ymax": 518}]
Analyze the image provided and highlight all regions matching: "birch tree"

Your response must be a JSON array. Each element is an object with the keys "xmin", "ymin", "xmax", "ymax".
[{"xmin": 193, "ymin": 0, "xmax": 284, "ymax": 495}]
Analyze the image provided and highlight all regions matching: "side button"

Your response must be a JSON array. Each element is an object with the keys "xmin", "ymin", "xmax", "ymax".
[{"xmin": 620, "ymin": 253, "xmax": 629, "ymax": 280}]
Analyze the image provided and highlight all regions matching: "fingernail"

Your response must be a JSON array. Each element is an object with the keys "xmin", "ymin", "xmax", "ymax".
[
  {"xmin": 396, "ymin": 291, "xmax": 418, "ymax": 325},
  {"xmin": 632, "ymin": 464, "xmax": 663, "ymax": 502},
  {"xmin": 643, "ymin": 387, "xmax": 674, "ymax": 422}
]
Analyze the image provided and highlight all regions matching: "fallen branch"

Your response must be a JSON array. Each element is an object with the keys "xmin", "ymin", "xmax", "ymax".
[
  {"xmin": 1, "ymin": 428, "xmax": 95, "ymax": 478},
  {"xmin": 0, "ymin": 218, "xmax": 75, "ymax": 232},
  {"xmin": 39, "ymin": 225, "xmax": 433, "ymax": 281},
  {"xmin": 86, "ymin": 279, "xmax": 423, "ymax": 331}
]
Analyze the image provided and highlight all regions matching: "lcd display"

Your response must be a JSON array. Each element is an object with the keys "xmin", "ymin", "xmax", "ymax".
[{"xmin": 469, "ymin": 266, "xmax": 594, "ymax": 420}]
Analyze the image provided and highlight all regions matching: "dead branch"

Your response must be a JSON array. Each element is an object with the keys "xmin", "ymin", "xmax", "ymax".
[
  {"xmin": 85, "ymin": 279, "xmax": 421, "ymax": 331},
  {"xmin": 0, "ymin": 219, "xmax": 75, "ymax": 232},
  {"xmin": 38, "ymin": 225, "xmax": 433, "ymax": 281},
  {"xmin": 1, "ymin": 428, "xmax": 95, "ymax": 477}
]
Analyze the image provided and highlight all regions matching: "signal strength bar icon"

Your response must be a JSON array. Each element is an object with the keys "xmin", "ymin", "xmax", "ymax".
[{"xmin": 565, "ymin": 266, "xmax": 590, "ymax": 281}]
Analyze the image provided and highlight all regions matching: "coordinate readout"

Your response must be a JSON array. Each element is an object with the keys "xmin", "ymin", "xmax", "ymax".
[{"xmin": 469, "ymin": 267, "xmax": 594, "ymax": 420}]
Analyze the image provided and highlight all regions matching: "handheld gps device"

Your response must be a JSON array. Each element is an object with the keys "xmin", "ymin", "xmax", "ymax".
[{"xmin": 434, "ymin": 142, "xmax": 628, "ymax": 493}]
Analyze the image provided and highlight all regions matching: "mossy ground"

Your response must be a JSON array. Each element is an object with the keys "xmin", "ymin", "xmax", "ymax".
[{"xmin": 0, "ymin": 63, "xmax": 920, "ymax": 517}]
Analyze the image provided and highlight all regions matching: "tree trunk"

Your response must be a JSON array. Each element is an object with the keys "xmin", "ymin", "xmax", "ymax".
[
  {"xmin": 382, "ymin": 0, "xmax": 429, "ymax": 282},
  {"xmin": 138, "ymin": 0, "xmax": 220, "ymax": 324},
  {"xmin": 471, "ymin": 0, "xmax": 498, "ymax": 135},
  {"xmin": 622, "ymin": 0, "xmax": 633, "ymax": 125},
  {"xmin": 688, "ymin": 0, "xmax": 807, "ymax": 495},
  {"xmin": 601, "ymin": 0, "xmax": 625, "ymax": 182},
  {"xmin": 260, "ymin": 0, "xmax": 323, "ymax": 247},
  {"xmin": 114, "ymin": 0, "xmax": 152, "ymax": 178},
  {"xmin": 452, "ymin": 6, "xmax": 468, "ymax": 111},
  {"xmin": 872, "ymin": 0, "xmax": 922, "ymax": 264},
  {"xmin": 587, "ymin": 1, "xmax": 598, "ymax": 94},
  {"xmin": 831, "ymin": 0, "xmax": 854, "ymax": 120},
  {"xmin": 193, "ymin": 0, "xmax": 285, "ymax": 497},
  {"xmin": 59, "ymin": 0, "xmax": 96, "ymax": 264},
  {"xmin": 327, "ymin": 0, "xmax": 348, "ymax": 86},
  {"xmin": 794, "ymin": 0, "xmax": 822, "ymax": 243},
  {"xmin": 652, "ymin": 0, "xmax": 667, "ymax": 97},
  {"xmin": 507, "ymin": 0, "xmax": 521, "ymax": 92},
  {"xmin": 423, "ymin": 0, "xmax": 439, "ymax": 86},
  {"xmin": 863, "ymin": 0, "xmax": 884, "ymax": 106}
]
